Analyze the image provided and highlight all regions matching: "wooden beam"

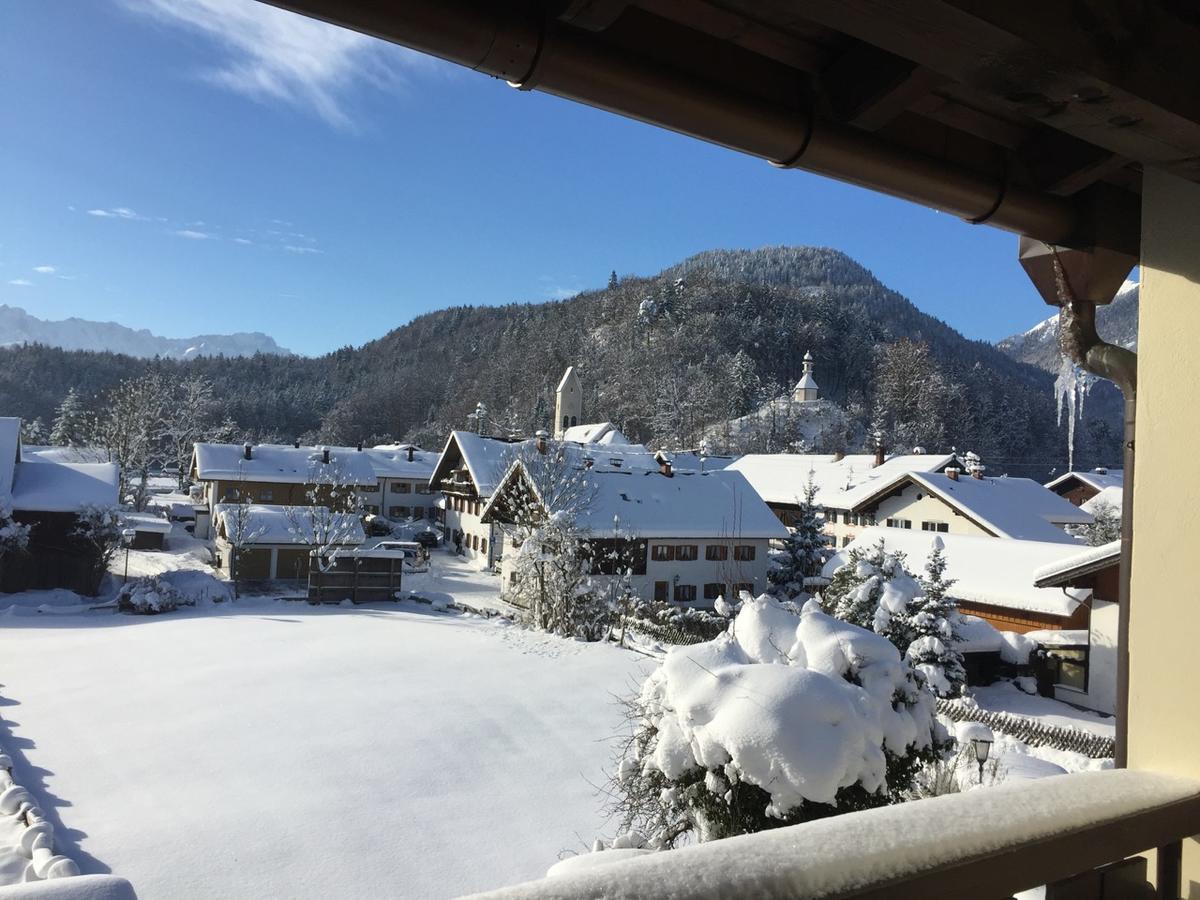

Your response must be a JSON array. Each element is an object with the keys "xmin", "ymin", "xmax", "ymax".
[
  {"xmin": 822, "ymin": 41, "xmax": 946, "ymax": 130},
  {"xmin": 1021, "ymin": 127, "xmax": 1133, "ymax": 196},
  {"xmin": 741, "ymin": 0, "xmax": 1200, "ymax": 178}
]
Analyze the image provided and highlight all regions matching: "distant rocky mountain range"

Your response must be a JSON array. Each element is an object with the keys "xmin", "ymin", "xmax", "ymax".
[
  {"xmin": 997, "ymin": 280, "xmax": 1139, "ymax": 373},
  {"xmin": 0, "ymin": 304, "xmax": 292, "ymax": 359}
]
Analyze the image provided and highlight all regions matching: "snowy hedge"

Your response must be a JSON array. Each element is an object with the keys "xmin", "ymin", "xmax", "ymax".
[{"xmin": 611, "ymin": 595, "xmax": 950, "ymax": 846}]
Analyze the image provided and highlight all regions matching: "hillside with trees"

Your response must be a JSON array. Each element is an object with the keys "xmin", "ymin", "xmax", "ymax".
[{"xmin": 0, "ymin": 246, "xmax": 1122, "ymax": 478}]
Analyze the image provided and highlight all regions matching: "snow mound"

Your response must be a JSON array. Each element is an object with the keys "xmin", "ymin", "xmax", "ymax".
[{"xmin": 638, "ymin": 595, "xmax": 944, "ymax": 814}]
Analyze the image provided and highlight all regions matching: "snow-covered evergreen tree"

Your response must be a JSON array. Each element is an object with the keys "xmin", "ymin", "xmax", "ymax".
[
  {"xmin": 49, "ymin": 388, "xmax": 91, "ymax": 447},
  {"xmin": 0, "ymin": 499, "xmax": 32, "ymax": 564},
  {"xmin": 820, "ymin": 539, "xmax": 916, "ymax": 631},
  {"xmin": 1072, "ymin": 498, "xmax": 1121, "ymax": 546},
  {"xmin": 767, "ymin": 475, "xmax": 829, "ymax": 601},
  {"xmin": 902, "ymin": 537, "xmax": 966, "ymax": 698},
  {"xmin": 20, "ymin": 417, "xmax": 46, "ymax": 445}
]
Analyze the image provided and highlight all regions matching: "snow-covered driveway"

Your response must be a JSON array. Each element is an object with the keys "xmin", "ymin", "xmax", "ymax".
[{"xmin": 1, "ymin": 603, "xmax": 652, "ymax": 898}]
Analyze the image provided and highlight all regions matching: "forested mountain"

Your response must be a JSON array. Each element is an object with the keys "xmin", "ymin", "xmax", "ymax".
[
  {"xmin": 0, "ymin": 246, "xmax": 1122, "ymax": 478},
  {"xmin": 997, "ymin": 279, "xmax": 1139, "ymax": 373},
  {"xmin": 0, "ymin": 304, "xmax": 291, "ymax": 359}
]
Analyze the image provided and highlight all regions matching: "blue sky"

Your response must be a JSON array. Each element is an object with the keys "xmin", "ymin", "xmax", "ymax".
[{"xmin": 2, "ymin": 0, "xmax": 1061, "ymax": 356}]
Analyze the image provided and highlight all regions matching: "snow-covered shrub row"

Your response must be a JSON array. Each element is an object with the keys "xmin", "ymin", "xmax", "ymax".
[
  {"xmin": 935, "ymin": 699, "xmax": 1115, "ymax": 759},
  {"xmin": 116, "ymin": 571, "xmax": 232, "ymax": 614},
  {"xmin": 625, "ymin": 601, "xmax": 731, "ymax": 644},
  {"xmin": 610, "ymin": 595, "xmax": 950, "ymax": 847},
  {"xmin": 0, "ymin": 741, "xmax": 81, "ymax": 883}
]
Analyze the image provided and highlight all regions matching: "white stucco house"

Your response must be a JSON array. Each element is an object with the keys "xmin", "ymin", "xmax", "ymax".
[{"xmin": 480, "ymin": 449, "xmax": 789, "ymax": 608}]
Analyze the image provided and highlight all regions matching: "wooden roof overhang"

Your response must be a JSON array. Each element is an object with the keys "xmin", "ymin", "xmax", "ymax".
[{"xmin": 259, "ymin": 0, "xmax": 1200, "ymax": 266}]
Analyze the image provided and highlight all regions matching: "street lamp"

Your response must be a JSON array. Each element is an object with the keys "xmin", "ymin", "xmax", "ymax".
[
  {"xmin": 120, "ymin": 527, "xmax": 137, "ymax": 584},
  {"xmin": 971, "ymin": 735, "xmax": 993, "ymax": 785}
]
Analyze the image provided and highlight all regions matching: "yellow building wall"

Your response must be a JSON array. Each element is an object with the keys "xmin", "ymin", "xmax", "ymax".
[
  {"xmin": 872, "ymin": 484, "xmax": 993, "ymax": 537},
  {"xmin": 1129, "ymin": 168, "xmax": 1200, "ymax": 895}
]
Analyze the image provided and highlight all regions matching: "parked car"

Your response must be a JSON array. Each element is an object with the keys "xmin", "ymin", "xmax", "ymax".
[
  {"xmin": 412, "ymin": 529, "xmax": 440, "ymax": 548},
  {"xmin": 364, "ymin": 514, "xmax": 393, "ymax": 537},
  {"xmin": 372, "ymin": 541, "xmax": 430, "ymax": 573}
]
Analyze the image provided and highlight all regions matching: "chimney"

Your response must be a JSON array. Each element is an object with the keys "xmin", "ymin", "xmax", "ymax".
[
  {"xmin": 293, "ymin": 439, "xmax": 300, "ymax": 449},
  {"xmin": 407, "ymin": 446, "xmax": 415, "ymax": 462},
  {"xmin": 656, "ymin": 451, "xmax": 673, "ymax": 478},
  {"xmin": 535, "ymin": 430, "xmax": 548, "ymax": 455},
  {"xmin": 356, "ymin": 441, "xmax": 363, "ymax": 451},
  {"xmin": 873, "ymin": 430, "xmax": 885, "ymax": 468},
  {"xmin": 243, "ymin": 443, "xmax": 252, "ymax": 460},
  {"xmin": 322, "ymin": 447, "xmax": 330, "ymax": 465},
  {"xmin": 1094, "ymin": 466, "xmax": 1108, "ymax": 475},
  {"xmin": 971, "ymin": 464, "xmax": 986, "ymax": 480},
  {"xmin": 946, "ymin": 467, "xmax": 960, "ymax": 481},
  {"xmin": 833, "ymin": 450, "xmax": 845, "ymax": 462}
]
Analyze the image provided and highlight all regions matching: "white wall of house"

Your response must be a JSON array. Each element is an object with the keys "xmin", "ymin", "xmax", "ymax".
[
  {"xmin": 443, "ymin": 498, "xmax": 498, "ymax": 570},
  {"xmin": 360, "ymin": 477, "xmax": 438, "ymax": 520},
  {"xmin": 498, "ymin": 536, "xmax": 774, "ymax": 609},
  {"xmin": 1054, "ymin": 599, "xmax": 1118, "ymax": 716},
  {"xmin": 871, "ymin": 485, "xmax": 992, "ymax": 537},
  {"xmin": 821, "ymin": 508, "xmax": 878, "ymax": 548}
]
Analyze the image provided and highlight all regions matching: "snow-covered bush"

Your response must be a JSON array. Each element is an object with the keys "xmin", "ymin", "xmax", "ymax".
[
  {"xmin": 0, "ymin": 499, "xmax": 32, "ymax": 562},
  {"xmin": 609, "ymin": 595, "xmax": 949, "ymax": 847},
  {"xmin": 767, "ymin": 475, "xmax": 829, "ymax": 601},
  {"xmin": 117, "ymin": 576, "xmax": 186, "ymax": 614},
  {"xmin": 1070, "ymin": 498, "xmax": 1121, "ymax": 546},
  {"xmin": 70, "ymin": 504, "xmax": 122, "ymax": 594}
]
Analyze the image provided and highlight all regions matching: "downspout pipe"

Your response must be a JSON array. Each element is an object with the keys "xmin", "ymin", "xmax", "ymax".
[{"xmin": 1052, "ymin": 253, "xmax": 1137, "ymax": 768}]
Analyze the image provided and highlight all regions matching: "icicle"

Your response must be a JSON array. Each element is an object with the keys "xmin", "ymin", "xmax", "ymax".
[{"xmin": 1053, "ymin": 356, "xmax": 1092, "ymax": 470}]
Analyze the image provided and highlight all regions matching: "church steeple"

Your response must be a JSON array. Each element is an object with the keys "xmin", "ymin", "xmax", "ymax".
[
  {"xmin": 792, "ymin": 351, "xmax": 820, "ymax": 402},
  {"xmin": 554, "ymin": 366, "xmax": 582, "ymax": 439}
]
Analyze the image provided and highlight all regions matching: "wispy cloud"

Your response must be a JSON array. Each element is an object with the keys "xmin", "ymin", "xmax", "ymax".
[
  {"xmin": 538, "ymin": 274, "xmax": 584, "ymax": 300},
  {"xmin": 173, "ymin": 229, "xmax": 214, "ymax": 240},
  {"xmin": 7, "ymin": 278, "xmax": 33, "ymax": 287},
  {"xmin": 232, "ymin": 237, "xmax": 253, "ymax": 245},
  {"xmin": 284, "ymin": 245, "xmax": 322, "ymax": 255},
  {"xmin": 33, "ymin": 265, "xmax": 56, "ymax": 274},
  {"xmin": 123, "ymin": 0, "xmax": 435, "ymax": 129},
  {"xmin": 88, "ymin": 207, "xmax": 142, "ymax": 220}
]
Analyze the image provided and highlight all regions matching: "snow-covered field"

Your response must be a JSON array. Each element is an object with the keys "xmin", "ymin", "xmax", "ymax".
[{"xmin": 1, "ymin": 600, "xmax": 652, "ymax": 898}]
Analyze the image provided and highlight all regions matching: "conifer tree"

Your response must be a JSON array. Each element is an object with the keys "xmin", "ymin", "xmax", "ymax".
[
  {"xmin": 902, "ymin": 536, "xmax": 966, "ymax": 698},
  {"xmin": 821, "ymin": 539, "xmax": 917, "ymax": 631},
  {"xmin": 767, "ymin": 475, "xmax": 829, "ymax": 600},
  {"xmin": 50, "ymin": 388, "xmax": 91, "ymax": 447}
]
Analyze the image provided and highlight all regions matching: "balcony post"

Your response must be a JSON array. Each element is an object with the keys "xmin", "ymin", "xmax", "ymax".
[{"xmin": 1128, "ymin": 167, "xmax": 1200, "ymax": 889}]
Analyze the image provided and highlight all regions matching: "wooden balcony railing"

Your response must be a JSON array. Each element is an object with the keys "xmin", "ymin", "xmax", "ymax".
[{"xmin": 469, "ymin": 770, "xmax": 1200, "ymax": 900}]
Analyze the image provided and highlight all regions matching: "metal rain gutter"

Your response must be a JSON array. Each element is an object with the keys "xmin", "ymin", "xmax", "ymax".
[{"xmin": 257, "ymin": 0, "xmax": 1138, "ymax": 253}]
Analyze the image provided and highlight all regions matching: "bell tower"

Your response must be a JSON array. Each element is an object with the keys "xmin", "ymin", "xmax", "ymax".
[{"xmin": 554, "ymin": 366, "xmax": 582, "ymax": 439}]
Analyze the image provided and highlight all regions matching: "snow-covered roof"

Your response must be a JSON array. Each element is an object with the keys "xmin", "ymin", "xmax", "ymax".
[
  {"xmin": 1033, "ymin": 539, "xmax": 1122, "ymax": 588},
  {"xmin": 556, "ymin": 366, "xmax": 578, "ymax": 392},
  {"xmin": 1081, "ymin": 485, "xmax": 1122, "ymax": 515},
  {"xmin": 0, "ymin": 417, "xmax": 19, "ymax": 499},
  {"xmin": 430, "ymin": 431, "xmax": 524, "ymax": 498},
  {"xmin": 10, "ymin": 461, "xmax": 120, "ymax": 513},
  {"xmin": 1045, "ymin": 469, "xmax": 1124, "ymax": 494},
  {"xmin": 21, "ymin": 445, "xmax": 110, "ymax": 464},
  {"xmin": 561, "ymin": 422, "xmax": 631, "ymax": 445},
  {"xmin": 849, "ymin": 471, "xmax": 1092, "ymax": 543},
  {"xmin": 725, "ymin": 451, "xmax": 958, "ymax": 509},
  {"xmin": 1023, "ymin": 629, "xmax": 1089, "ymax": 647},
  {"xmin": 121, "ymin": 512, "xmax": 172, "ymax": 534},
  {"xmin": 348, "ymin": 445, "xmax": 438, "ymax": 479},
  {"xmin": 192, "ymin": 443, "xmax": 378, "ymax": 486},
  {"xmin": 955, "ymin": 613, "xmax": 1003, "ymax": 653},
  {"xmin": 213, "ymin": 503, "xmax": 365, "ymax": 546},
  {"xmin": 820, "ymin": 527, "xmax": 1089, "ymax": 617},
  {"xmin": 483, "ymin": 464, "xmax": 789, "ymax": 539},
  {"xmin": 793, "ymin": 372, "xmax": 819, "ymax": 391}
]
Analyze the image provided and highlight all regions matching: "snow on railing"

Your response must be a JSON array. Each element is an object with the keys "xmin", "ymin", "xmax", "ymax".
[
  {"xmin": 469, "ymin": 769, "xmax": 1200, "ymax": 899},
  {"xmin": 936, "ymin": 698, "xmax": 1116, "ymax": 759},
  {"xmin": 0, "ymin": 740, "xmax": 81, "ymax": 883}
]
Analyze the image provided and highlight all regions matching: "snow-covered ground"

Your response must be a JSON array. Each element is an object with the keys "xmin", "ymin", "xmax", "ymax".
[
  {"xmin": 969, "ymin": 681, "xmax": 1115, "ymax": 737},
  {"xmin": 1, "ymin": 598, "xmax": 652, "ymax": 898}
]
